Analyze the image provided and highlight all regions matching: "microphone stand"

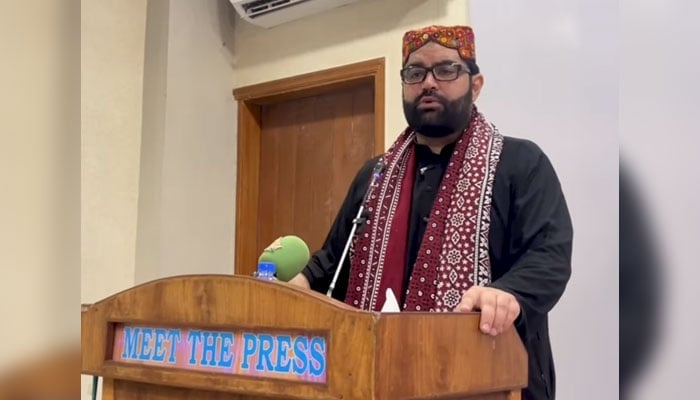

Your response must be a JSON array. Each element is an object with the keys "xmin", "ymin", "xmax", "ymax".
[
  {"xmin": 326, "ymin": 158, "xmax": 385, "ymax": 298},
  {"xmin": 326, "ymin": 206, "xmax": 368, "ymax": 297}
]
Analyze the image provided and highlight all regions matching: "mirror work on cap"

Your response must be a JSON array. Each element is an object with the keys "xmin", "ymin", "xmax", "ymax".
[{"xmin": 402, "ymin": 25, "xmax": 477, "ymax": 64}]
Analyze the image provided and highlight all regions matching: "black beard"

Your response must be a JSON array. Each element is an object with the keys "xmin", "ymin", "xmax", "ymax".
[{"xmin": 403, "ymin": 89, "xmax": 473, "ymax": 138}]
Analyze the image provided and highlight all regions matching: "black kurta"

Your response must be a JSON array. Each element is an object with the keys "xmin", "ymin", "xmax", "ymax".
[{"xmin": 301, "ymin": 136, "xmax": 573, "ymax": 400}]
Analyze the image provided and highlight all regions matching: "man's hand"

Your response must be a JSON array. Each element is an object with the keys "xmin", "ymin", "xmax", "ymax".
[
  {"xmin": 287, "ymin": 274, "xmax": 311, "ymax": 290},
  {"xmin": 455, "ymin": 286, "xmax": 521, "ymax": 336}
]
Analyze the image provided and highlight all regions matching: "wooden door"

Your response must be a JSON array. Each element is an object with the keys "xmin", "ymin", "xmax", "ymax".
[
  {"xmin": 233, "ymin": 59, "xmax": 385, "ymax": 276},
  {"xmin": 257, "ymin": 84, "xmax": 374, "ymax": 260}
]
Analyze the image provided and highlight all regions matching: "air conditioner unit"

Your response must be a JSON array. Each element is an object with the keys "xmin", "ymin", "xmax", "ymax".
[{"xmin": 230, "ymin": 0, "xmax": 361, "ymax": 29}]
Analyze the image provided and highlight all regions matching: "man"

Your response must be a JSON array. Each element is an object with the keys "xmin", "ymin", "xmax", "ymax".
[{"xmin": 289, "ymin": 25, "xmax": 572, "ymax": 400}]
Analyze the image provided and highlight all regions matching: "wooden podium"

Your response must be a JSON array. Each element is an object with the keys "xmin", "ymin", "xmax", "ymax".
[{"xmin": 82, "ymin": 275, "xmax": 527, "ymax": 400}]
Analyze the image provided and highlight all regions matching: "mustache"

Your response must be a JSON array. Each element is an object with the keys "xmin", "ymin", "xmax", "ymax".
[{"xmin": 415, "ymin": 90, "xmax": 449, "ymax": 105}]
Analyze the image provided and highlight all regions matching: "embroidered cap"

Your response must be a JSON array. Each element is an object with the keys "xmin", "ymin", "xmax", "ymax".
[{"xmin": 402, "ymin": 25, "xmax": 477, "ymax": 66}]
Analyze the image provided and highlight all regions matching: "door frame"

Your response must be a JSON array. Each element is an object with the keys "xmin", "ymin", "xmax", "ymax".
[{"xmin": 231, "ymin": 58, "xmax": 385, "ymax": 275}]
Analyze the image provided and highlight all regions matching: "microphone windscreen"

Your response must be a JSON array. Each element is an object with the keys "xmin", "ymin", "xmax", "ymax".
[{"xmin": 258, "ymin": 235, "xmax": 310, "ymax": 282}]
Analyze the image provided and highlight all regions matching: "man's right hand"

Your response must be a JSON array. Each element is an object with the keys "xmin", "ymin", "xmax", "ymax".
[{"xmin": 288, "ymin": 274, "xmax": 311, "ymax": 290}]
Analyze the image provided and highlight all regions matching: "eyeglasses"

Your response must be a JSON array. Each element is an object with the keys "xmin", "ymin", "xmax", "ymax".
[{"xmin": 400, "ymin": 63, "xmax": 471, "ymax": 84}]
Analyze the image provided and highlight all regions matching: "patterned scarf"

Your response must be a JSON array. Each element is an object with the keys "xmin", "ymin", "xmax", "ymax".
[{"xmin": 345, "ymin": 110, "xmax": 504, "ymax": 312}]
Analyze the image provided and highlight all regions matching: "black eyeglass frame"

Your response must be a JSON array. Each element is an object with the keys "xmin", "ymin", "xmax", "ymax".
[{"xmin": 400, "ymin": 62, "xmax": 473, "ymax": 84}]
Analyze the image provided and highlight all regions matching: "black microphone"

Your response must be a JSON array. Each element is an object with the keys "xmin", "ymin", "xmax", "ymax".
[
  {"xmin": 362, "ymin": 158, "xmax": 386, "ymax": 200},
  {"xmin": 327, "ymin": 158, "xmax": 386, "ymax": 298},
  {"xmin": 354, "ymin": 158, "xmax": 386, "ymax": 226}
]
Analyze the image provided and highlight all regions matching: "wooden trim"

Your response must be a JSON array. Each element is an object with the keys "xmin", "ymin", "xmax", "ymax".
[
  {"xmin": 102, "ymin": 378, "xmax": 115, "ymax": 400},
  {"xmin": 232, "ymin": 58, "xmax": 386, "ymax": 275},
  {"xmin": 233, "ymin": 58, "xmax": 385, "ymax": 104},
  {"xmin": 372, "ymin": 60, "xmax": 385, "ymax": 155},
  {"xmin": 233, "ymin": 101, "xmax": 261, "ymax": 275},
  {"xmin": 508, "ymin": 389, "xmax": 522, "ymax": 400}
]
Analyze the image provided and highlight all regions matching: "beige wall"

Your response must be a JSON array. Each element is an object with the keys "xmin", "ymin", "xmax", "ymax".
[
  {"xmin": 155, "ymin": 0, "xmax": 238, "ymax": 278},
  {"xmin": 0, "ymin": 0, "xmax": 77, "ymax": 373},
  {"xmin": 135, "ymin": 0, "xmax": 238, "ymax": 282},
  {"xmin": 232, "ymin": 0, "xmax": 470, "ymax": 146},
  {"xmin": 82, "ymin": 0, "xmax": 238, "ymax": 293},
  {"xmin": 134, "ymin": 0, "xmax": 170, "ymax": 284},
  {"xmin": 81, "ymin": 0, "xmax": 148, "ymax": 303}
]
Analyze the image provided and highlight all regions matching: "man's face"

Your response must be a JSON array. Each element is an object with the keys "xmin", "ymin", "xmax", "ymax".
[{"xmin": 402, "ymin": 42, "xmax": 483, "ymax": 138}]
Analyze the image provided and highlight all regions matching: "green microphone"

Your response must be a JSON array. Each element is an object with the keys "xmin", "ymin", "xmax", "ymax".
[{"xmin": 258, "ymin": 235, "xmax": 310, "ymax": 282}]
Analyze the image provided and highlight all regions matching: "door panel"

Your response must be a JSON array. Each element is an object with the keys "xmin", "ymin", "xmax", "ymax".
[{"xmin": 257, "ymin": 83, "xmax": 374, "ymax": 258}]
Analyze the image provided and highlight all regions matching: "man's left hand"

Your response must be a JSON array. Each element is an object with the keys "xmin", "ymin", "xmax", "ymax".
[{"xmin": 455, "ymin": 286, "xmax": 521, "ymax": 336}]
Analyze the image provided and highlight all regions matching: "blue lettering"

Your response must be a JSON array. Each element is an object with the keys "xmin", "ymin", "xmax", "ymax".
[
  {"xmin": 292, "ymin": 337, "xmax": 309, "ymax": 375},
  {"xmin": 200, "ymin": 332, "xmax": 219, "ymax": 366},
  {"xmin": 187, "ymin": 330, "xmax": 202, "ymax": 366},
  {"xmin": 255, "ymin": 334, "xmax": 275, "ymax": 372},
  {"xmin": 138, "ymin": 328, "xmax": 154, "ymax": 360},
  {"xmin": 218, "ymin": 333, "xmax": 234, "ymax": 368},
  {"xmin": 309, "ymin": 337, "xmax": 326, "ymax": 377},
  {"xmin": 153, "ymin": 329, "xmax": 166, "ymax": 362},
  {"xmin": 240, "ymin": 333, "xmax": 257, "ymax": 370},
  {"xmin": 166, "ymin": 329, "xmax": 181, "ymax": 363},
  {"xmin": 122, "ymin": 327, "xmax": 140, "ymax": 359},
  {"xmin": 274, "ymin": 335, "xmax": 292, "ymax": 373}
]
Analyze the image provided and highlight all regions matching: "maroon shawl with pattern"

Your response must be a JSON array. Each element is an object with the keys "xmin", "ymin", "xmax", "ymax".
[{"xmin": 344, "ymin": 110, "xmax": 504, "ymax": 312}]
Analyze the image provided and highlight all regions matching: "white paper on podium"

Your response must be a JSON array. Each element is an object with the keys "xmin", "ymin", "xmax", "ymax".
[{"xmin": 380, "ymin": 288, "xmax": 401, "ymax": 312}]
